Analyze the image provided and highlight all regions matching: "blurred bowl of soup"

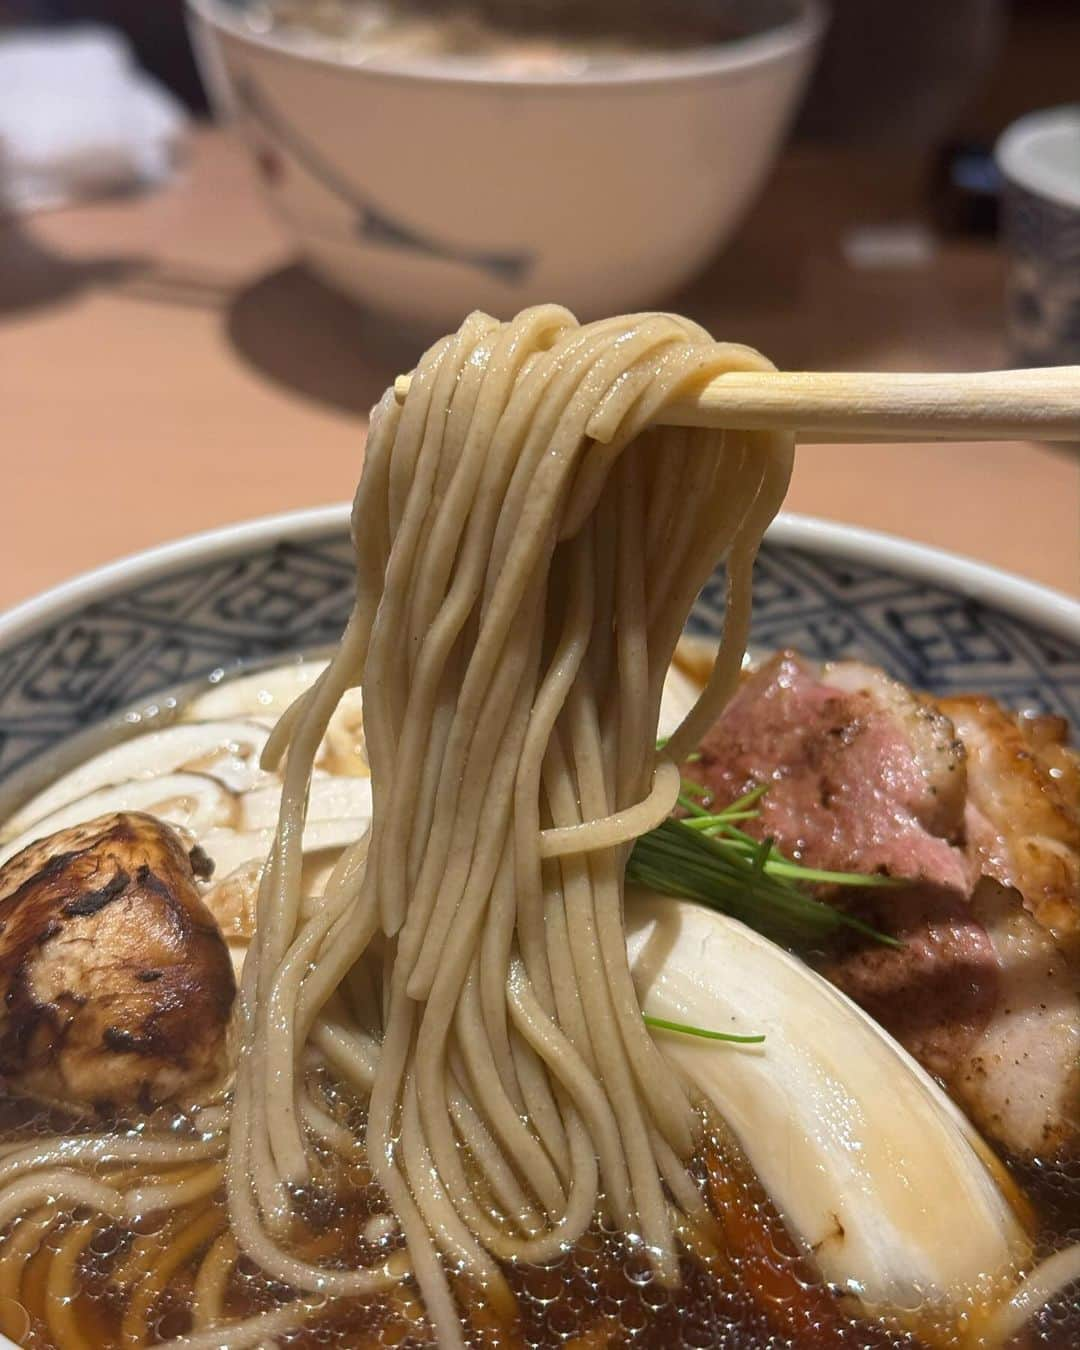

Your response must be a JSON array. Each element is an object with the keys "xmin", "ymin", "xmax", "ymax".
[{"xmin": 187, "ymin": 0, "xmax": 825, "ymax": 328}]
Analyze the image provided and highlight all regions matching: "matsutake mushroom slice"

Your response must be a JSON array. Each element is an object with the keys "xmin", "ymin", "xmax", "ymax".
[
  {"xmin": 240, "ymin": 777, "xmax": 373, "ymax": 831},
  {"xmin": 0, "ymin": 812, "xmax": 235, "ymax": 1111},
  {"xmin": 0, "ymin": 772, "xmax": 238, "ymax": 868},
  {"xmin": 2, "ymin": 721, "xmax": 271, "ymax": 839},
  {"xmin": 319, "ymin": 686, "xmax": 368, "ymax": 777},
  {"xmin": 182, "ymin": 661, "xmax": 329, "ymax": 723},
  {"xmin": 183, "ymin": 665, "xmax": 369, "ymax": 778},
  {"xmin": 198, "ymin": 818, "xmax": 369, "ymax": 882}
]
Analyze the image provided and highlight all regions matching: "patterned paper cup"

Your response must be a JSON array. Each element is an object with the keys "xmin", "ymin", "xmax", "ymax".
[{"xmin": 996, "ymin": 106, "xmax": 1080, "ymax": 366}]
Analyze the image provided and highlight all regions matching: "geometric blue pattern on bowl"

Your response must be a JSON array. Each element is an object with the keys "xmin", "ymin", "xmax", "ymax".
[{"xmin": 1, "ymin": 512, "xmax": 1077, "ymax": 792}]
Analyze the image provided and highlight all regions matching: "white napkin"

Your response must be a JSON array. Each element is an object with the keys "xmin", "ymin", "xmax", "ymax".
[{"xmin": 0, "ymin": 25, "xmax": 187, "ymax": 214}]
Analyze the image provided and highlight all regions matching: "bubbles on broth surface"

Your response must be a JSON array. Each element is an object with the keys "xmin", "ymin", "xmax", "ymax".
[
  {"xmin": 1006, "ymin": 1156, "xmax": 1080, "ymax": 1349},
  {"xmin": 0, "ymin": 1040, "xmax": 1057, "ymax": 1350},
  {"xmin": 0, "ymin": 1100, "xmax": 940, "ymax": 1350}
]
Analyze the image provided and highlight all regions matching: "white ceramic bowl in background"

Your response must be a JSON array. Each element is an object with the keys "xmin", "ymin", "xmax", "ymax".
[
  {"xmin": 996, "ymin": 105, "xmax": 1080, "ymax": 366},
  {"xmin": 186, "ymin": 0, "xmax": 825, "ymax": 328}
]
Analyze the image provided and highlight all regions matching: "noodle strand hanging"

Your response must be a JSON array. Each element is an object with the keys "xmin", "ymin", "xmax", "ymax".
[{"xmin": 228, "ymin": 306, "xmax": 793, "ymax": 1344}]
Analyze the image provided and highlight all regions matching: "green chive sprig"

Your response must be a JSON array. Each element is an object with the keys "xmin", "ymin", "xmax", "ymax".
[
  {"xmin": 643, "ymin": 1015, "xmax": 765, "ymax": 1045},
  {"xmin": 628, "ymin": 776, "xmax": 900, "ymax": 948}
]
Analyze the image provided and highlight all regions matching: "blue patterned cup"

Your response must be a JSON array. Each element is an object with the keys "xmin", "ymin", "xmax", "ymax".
[{"xmin": 996, "ymin": 106, "xmax": 1080, "ymax": 367}]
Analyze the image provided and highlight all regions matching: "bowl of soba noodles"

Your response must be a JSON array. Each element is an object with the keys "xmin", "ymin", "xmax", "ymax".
[
  {"xmin": 185, "ymin": 0, "xmax": 824, "ymax": 327},
  {"xmin": 1, "ymin": 307, "xmax": 1080, "ymax": 1350}
]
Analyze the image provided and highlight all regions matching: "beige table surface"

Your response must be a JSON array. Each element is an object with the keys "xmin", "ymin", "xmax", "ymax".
[{"xmin": 1, "ymin": 129, "xmax": 1077, "ymax": 610}]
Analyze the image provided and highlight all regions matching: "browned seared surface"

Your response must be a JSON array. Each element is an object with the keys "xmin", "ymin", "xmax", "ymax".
[
  {"xmin": 689, "ymin": 653, "xmax": 1080, "ymax": 1160},
  {"xmin": 958, "ymin": 879, "xmax": 1080, "ymax": 1158},
  {"xmin": 0, "ymin": 811, "xmax": 235, "ymax": 1110},
  {"xmin": 937, "ymin": 695, "xmax": 1080, "ymax": 947},
  {"xmin": 820, "ymin": 884, "xmax": 1000, "ymax": 1084}
]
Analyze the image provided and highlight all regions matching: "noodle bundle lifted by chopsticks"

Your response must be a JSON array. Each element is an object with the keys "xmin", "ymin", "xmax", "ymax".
[{"xmin": 230, "ymin": 306, "xmax": 794, "ymax": 1345}]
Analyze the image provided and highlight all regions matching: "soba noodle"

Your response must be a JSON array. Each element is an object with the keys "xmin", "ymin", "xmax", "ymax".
[
  {"xmin": 0, "ymin": 307, "xmax": 794, "ymax": 1347},
  {"xmin": 227, "ymin": 306, "xmax": 793, "ymax": 1344}
]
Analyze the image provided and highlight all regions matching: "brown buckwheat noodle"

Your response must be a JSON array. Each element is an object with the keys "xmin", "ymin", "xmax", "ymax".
[
  {"xmin": 0, "ymin": 307, "xmax": 794, "ymax": 1348},
  {"xmin": 229, "ymin": 305, "xmax": 793, "ymax": 1344}
]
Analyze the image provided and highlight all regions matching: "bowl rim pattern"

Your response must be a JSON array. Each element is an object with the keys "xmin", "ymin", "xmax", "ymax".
[{"xmin": 2, "ymin": 506, "xmax": 1076, "ymax": 655}]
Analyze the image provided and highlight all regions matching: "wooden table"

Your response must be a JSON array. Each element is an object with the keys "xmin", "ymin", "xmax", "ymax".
[{"xmin": 1, "ymin": 129, "xmax": 1077, "ymax": 609}]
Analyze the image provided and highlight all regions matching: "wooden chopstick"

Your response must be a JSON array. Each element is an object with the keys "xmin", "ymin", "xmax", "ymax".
[{"xmin": 392, "ymin": 367, "xmax": 1080, "ymax": 443}]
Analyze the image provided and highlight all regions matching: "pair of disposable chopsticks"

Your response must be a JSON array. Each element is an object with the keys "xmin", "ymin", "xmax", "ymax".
[{"xmin": 393, "ymin": 366, "xmax": 1080, "ymax": 443}]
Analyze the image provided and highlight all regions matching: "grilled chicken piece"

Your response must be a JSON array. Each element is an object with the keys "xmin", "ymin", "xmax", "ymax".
[
  {"xmin": 936, "ymin": 695, "xmax": 1080, "ymax": 946},
  {"xmin": 824, "ymin": 880, "xmax": 1080, "ymax": 1159},
  {"xmin": 0, "ymin": 812, "xmax": 235, "ymax": 1111},
  {"xmin": 820, "ymin": 885, "xmax": 999, "ymax": 1087},
  {"xmin": 689, "ymin": 652, "xmax": 1080, "ymax": 1159},
  {"xmin": 960, "ymin": 879, "xmax": 1080, "ymax": 1156},
  {"xmin": 687, "ymin": 651, "xmax": 972, "ymax": 893}
]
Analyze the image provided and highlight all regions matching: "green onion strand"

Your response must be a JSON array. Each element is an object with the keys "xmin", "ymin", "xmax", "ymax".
[
  {"xmin": 643, "ymin": 1015, "xmax": 765, "ymax": 1045},
  {"xmin": 628, "ymin": 814, "xmax": 901, "ymax": 948}
]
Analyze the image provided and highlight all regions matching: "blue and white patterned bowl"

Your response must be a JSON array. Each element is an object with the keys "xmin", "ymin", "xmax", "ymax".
[{"xmin": 1, "ymin": 508, "xmax": 1077, "ymax": 808}]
